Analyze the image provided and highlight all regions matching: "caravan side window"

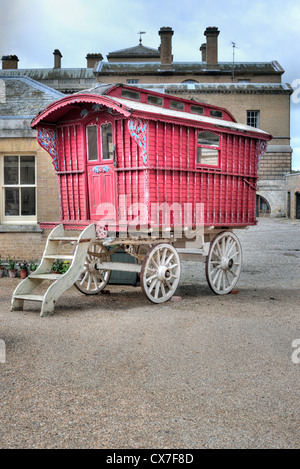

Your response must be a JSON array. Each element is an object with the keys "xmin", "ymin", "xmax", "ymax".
[{"xmin": 196, "ymin": 131, "xmax": 220, "ymax": 167}]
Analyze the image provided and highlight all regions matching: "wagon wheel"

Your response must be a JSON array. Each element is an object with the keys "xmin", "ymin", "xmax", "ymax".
[
  {"xmin": 141, "ymin": 243, "xmax": 181, "ymax": 303},
  {"xmin": 75, "ymin": 242, "xmax": 111, "ymax": 295},
  {"xmin": 206, "ymin": 231, "xmax": 242, "ymax": 295}
]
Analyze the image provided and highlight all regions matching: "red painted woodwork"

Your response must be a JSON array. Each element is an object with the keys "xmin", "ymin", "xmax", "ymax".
[{"xmin": 32, "ymin": 84, "xmax": 272, "ymax": 232}]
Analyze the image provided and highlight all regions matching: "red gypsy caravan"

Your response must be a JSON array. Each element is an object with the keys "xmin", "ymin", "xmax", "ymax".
[{"xmin": 12, "ymin": 84, "xmax": 271, "ymax": 316}]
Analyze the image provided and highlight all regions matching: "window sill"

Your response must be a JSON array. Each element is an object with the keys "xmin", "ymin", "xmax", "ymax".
[{"xmin": 0, "ymin": 224, "xmax": 43, "ymax": 233}]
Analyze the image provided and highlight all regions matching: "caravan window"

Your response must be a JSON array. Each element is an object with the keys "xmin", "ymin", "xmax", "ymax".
[{"xmin": 196, "ymin": 131, "xmax": 220, "ymax": 167}]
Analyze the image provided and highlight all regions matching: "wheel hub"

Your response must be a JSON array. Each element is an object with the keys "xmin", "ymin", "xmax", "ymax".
[
  {"xmin": 221, "ymin": 257, "xmax": 234, "ymax": 270},
  {"xmin": 157, "ymin": 266, "xmax": 171, "ymax": 282}
]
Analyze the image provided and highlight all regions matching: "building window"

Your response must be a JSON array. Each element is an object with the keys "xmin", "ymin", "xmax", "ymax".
[
  {"xmin": 247, "ymin": 110, "xmax": 260, "ymax": 128},
  {"xmin": 196, "ymin": 131, "xmax": 220, "ymax": 167},
  {"xmin": 2, "ymin": 155, "xmax": 36, "ymax": 222},
  {"xmin": 126, "ymin": 79, "xmax": 139, "ymax": 84}
]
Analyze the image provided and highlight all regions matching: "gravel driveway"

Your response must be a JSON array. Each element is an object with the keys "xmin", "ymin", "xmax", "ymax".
[{"xmin": 0, "ymin": 218, "xmax": 299, "ymax": 449}]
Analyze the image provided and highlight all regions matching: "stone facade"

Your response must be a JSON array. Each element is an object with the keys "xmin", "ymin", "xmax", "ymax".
[
  {"xmin": 0, "ymin": 77, "xmax": 63, "ymax": 261},
  {"xmin": 286, "ymin": 173, "xmax": 300, "ymax": 219},
  {"xmin": 0, "ymin": 137, "xmax": 60, "ymax": 261}
]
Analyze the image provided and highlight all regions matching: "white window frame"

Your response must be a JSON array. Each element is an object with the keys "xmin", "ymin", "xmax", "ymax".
[
  {"xmin": 1, "ymin": 154, "xmax": 37, "ymax": 224},
  {"xmin": 196, "ymin": 131, "xmax": 220, "ymax": 168}
]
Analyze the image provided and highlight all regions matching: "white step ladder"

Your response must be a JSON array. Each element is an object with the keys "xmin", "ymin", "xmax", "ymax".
[{"xmin": 11, "ymin": 223, "xmax": 95, "ymax": 317}]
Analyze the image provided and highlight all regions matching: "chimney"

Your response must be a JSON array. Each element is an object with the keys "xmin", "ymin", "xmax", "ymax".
[
  {"xmin": 204, "ymin": 27, "xmax": 220, "ymax": 66},
  {"xmin": 200, "ymin": 43, "xmax": 207, "ymax": 62},
  {"xmin": 2, "ymin": 55, "xmax": 19, "ymax": 69},
  {"xmin": 53, "ymin": 49, "xmax": 62, "ymax": 69},
  {"xmin": 86, "ymin": 53, "xmax": 103, "ymax": 69},
  {"xmin": 159, "ymin": 26, "xmax": 174, "ymax": 70}
]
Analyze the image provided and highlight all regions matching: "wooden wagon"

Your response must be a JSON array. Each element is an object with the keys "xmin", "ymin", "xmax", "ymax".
[{"xmin": 12, "ymin": 84, "xmax": 272, "ymax": 315}]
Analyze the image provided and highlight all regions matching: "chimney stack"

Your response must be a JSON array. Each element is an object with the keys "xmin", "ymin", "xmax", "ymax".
[
  {"xmin": 86, "ymin": 53, "xmax": 103, "ymax": 69},
  {"xmin": 1, "ymin": 55, "xmax": 19, "ymax": 70},
  {"xmin": 159, "ymin": 26, "xmax": 174, "ymax": 70},
  {"xmin": 204, "ymin": 27, "xmax": 219, "ymax": 66},
  {"xmin": 53, "ymin": 49, "xmax": 62, "ymax": 69},
  {"xmin": 200, "ymin": 43, "xmax": 207, "ymax": 62}
]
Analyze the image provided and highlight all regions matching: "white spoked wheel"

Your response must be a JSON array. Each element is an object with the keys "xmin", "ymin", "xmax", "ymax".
[
  {"xmin": 141, "ymin": 243, "xmax": 181, "ymax": 303},
  {"xmin": 206, "ymin": 231, "xmax": 242, "ymax": 295},
  {"xmin": 75, "ymin": 242, "xmax": 111, "ymax": 295}
]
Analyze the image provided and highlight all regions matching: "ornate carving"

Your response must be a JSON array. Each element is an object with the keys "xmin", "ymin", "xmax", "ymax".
[
  {"xmin": 92, "ymin": 165, "xmax": 110, "ymax": 174},
  {"xmin": 256, "ymin": 139, "xmax": 268, "ymax": 167},
  {"xmin": 37, "ymin": 128, "xmax": 58, "ymax": 170},
  {"xmin": 128, "ymin": 119, "xmax": 148, "ymax": 164}
]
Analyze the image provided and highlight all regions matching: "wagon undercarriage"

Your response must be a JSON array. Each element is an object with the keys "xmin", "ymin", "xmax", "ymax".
[
  {"xmin": 11, "ymin": 224, "xmax": 244, "ymax": 316},
  {"xmin": 75, "ymin": 226, "xmax": 243, "ymax": 303}
]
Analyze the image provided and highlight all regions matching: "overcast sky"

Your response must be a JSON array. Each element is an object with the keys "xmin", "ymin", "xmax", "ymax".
[{"xmin": 1, "ymin": 0, "xmax": 300, "ymax": 169}]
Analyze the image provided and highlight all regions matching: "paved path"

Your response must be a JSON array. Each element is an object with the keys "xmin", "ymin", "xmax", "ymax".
[{"xmin": 0, "ymin": 218, "xmax": 299, "ymax": 448}]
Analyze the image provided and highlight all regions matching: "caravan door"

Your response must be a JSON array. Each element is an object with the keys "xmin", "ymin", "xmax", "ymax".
[{"xmin": 86, "ymin": 121, "xmax": 117, "ymax": 224}]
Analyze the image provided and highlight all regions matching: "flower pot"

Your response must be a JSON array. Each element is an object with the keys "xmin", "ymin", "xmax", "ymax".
[
  {"xmin": 0, "ymin": 268, "xmax": 4, "ymax": 278},
  {"xmin": 8, "ymin": 269, "xmax": 17, "ymax": 278},
  {"xmin": 20, "ymin": 269, "xmax": 28, "ymax": 279}
]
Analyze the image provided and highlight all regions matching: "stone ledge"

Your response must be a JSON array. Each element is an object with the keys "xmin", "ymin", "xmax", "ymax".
[{"xmin": 0, "ymin": 224, "xmax": 43, "ymax": 233}]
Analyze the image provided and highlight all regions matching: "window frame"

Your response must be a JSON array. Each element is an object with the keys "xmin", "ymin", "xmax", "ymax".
[
  {"xmin": 100, "ymin": 122, "xmax": 114, "ymax": 160},
  {"xmin": 121, "ymin": 88, "xmax": 140, "ymax": 101},
  {"xmin": 147, "ymin": 95, "xmax": 164, "ymax": 107},
  {"xmin": 190, "ymin": 104, "xmax": 204, "ymax": 115},
  {"xmin": 210, "ymin": 109, "xmax": 223, "ymax": 119},
  {"xmin": 196, "ymin": 130, "xmax": 221, "ymax": 169},
  {"xmin": 1, "ymin": 154, "xmax": 37, "ymax": 224},
  {"xmin": 170, "ymin": 100, "xmax": 184, "ymax": 111},
  {"xmin": 86, "ymin": 124, "xmax": 99, "ymax": 161},
  {"xmin": 247, "ymin": 110, "xmax": 260, "ymax": 128}
]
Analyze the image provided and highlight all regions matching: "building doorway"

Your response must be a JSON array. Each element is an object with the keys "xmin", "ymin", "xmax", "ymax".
[
  {"xmin": 287, "ymin": 192, "xmax": 291, "ymax": 218},
  {"xmin": 296, "ymin": 192, "xmax": 300, "ymax": 219},
  {"xmin": 256, "ymin": 195, "xmax": 271, "ymax": 217}
]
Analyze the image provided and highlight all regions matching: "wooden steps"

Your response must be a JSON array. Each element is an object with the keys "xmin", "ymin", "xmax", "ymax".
[
  {"xmin": 13, "ymin": 294, "xmax": 44, "ymax": 302},
  {"xmin": 44, "ymin": 254, "xmax": 74, "ymax": 260},
  {"xmin": 11, "ymin": 223, "xmax": 95, "ymax": 317}
]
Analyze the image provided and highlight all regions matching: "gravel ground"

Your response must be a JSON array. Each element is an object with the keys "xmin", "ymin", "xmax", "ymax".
[{"xmin": 0, "ymin": 218, "xmax": 299, "ymax": 449}]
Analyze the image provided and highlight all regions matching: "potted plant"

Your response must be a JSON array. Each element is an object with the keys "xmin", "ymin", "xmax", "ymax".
[
  {"xmin": 52, "ymin": 259, "xmax": 63, "ymax": 274},
  {"xmin": 29, "ymin": 262, "xmax": 39, "ymax": 274},
  {"xmin": 60, "ymin": 260, "xmax": 70, "ymax": 274},
  {"xmin": 7, "ymin": 256, "xmax": 17, "ymax": 278},
  {"xmin": 0, "ymin": 256, "xmax": 4, "ymax": 278},
  {"xmin": 18, "ymin": 261, "xmax": 28, "ymax": 279},
  {"xmin": 52, "ymin": 259, "xmax": 70, "ymax": 274}
]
